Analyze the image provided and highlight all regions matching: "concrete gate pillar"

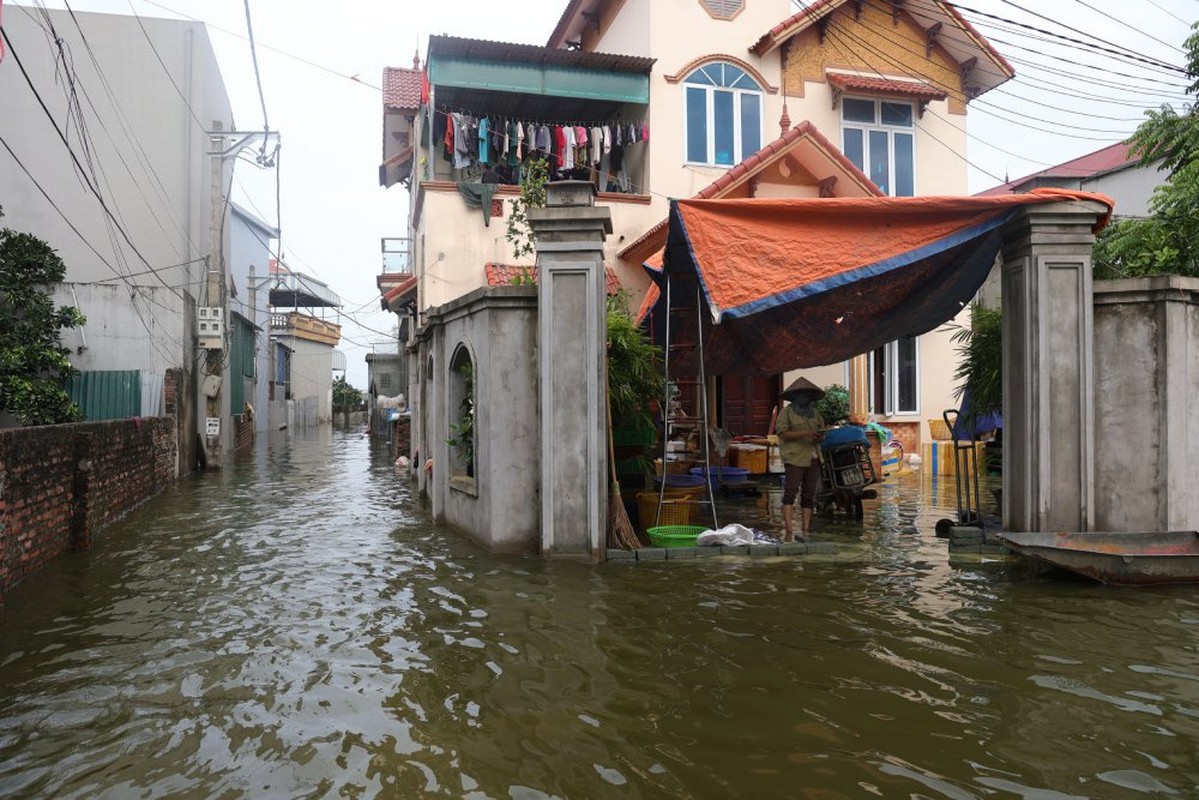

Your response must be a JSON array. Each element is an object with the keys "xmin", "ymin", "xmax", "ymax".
[
  {"xmin": 1000, "ymin": 200, "xmax": 1107, "ymax": 532},
  {"xmin": 528, "ymin": 182, "xmax": 612, "ymax": 558}
]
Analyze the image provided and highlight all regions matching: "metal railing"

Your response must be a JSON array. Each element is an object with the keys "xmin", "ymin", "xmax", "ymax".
[{"xmin": 382, "ymin": 237, "xmax": 412, "ymax": 274}]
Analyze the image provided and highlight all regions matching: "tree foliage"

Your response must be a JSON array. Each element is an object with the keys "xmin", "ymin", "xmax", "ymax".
[
  {"xmin": 1094, "ymin": 22, "xmax": 1199, "ymax": 279},
  {"xmin": 0, "ymin": 208, "xmax": 86, "ymax": 426},
  {"xmin": 606, "ymin": 292, "xmax": 663, "ymax": 428},
  {"xmin": 332, "ymin": 375, "xmax": 363, "ymax": 411},
  {"xmin": 504, "ymin": 156, "xmax": 549, "ymax": 260},
  {"xmin": 951, "ymin": 303, "xmax": 1003, "ymax": 424}
]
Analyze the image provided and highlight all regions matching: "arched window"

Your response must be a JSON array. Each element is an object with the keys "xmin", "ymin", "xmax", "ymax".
[
  {"xmin": 684, "ymin": 62, "xmax": 763, "ymax": 166},
  {"xmin": 448, "ymin": 344, "xmax": 475, "ymax": 478}
]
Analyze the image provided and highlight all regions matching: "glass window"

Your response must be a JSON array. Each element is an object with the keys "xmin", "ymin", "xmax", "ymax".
[
  {"xmin": 881, "ymin": 102, "xmax": 913, "ymax": 127},
  {"xmin": 740, "ymin": 93, "xmax": 760, "ymax": 161},
  {"xmin": 894, "ymin": 133, "xmax": 914, "ymax": 197},
  {"xmin": 868, "ymin": 337, "xmax": 919, "ymax": 416},
  {"xmin": 686, "ymin": 86, "xmax": 708, "ymax": 163},
  {"xmin": 842, "ymin": 98, "xmax": 875, "ymax": 123},
  {"xmin": 713, "ymin": 90, "xmax": 735, "ymax": 165},
  {"xmin": 841, "ymin": 97, "xmax": 916, "ymax": 197},
  {"xmin": 684, "ymin": 62, "xmax": 762, "ymax": 166}
]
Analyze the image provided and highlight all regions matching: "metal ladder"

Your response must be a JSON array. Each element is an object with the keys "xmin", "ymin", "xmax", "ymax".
[{"xmin": 653, "ymin": 273, "xmax": 719, "ymax": 530}]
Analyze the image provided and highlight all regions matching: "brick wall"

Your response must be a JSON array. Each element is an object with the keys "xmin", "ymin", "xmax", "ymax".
[
  {"xmin": 390, "ymin": 415, "xmax": 411, "ymax": 464},
  {"xmin": 0, "ymin": 417, "xmax": 177, "ymax": 594},
  {"xmin": 234, "ymin": 414, "xmax": 254, "ymax": 452}
]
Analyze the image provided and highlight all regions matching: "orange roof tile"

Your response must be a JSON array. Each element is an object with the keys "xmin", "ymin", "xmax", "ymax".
[
  {"xmin": 827, "ymin": 73, "xmax": 946, "ymax": 101},
  {"xmin": 383, "ymin": 66, "xmax": 422, "ymax": 111}
]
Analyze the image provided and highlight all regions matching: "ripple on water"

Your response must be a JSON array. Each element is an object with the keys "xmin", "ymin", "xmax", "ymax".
[{"xmin": 1, "ymin": 434, "xmax": 1197, "ymax": 797}]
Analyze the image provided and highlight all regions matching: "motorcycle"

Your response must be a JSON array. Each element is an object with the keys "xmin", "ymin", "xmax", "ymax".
[{"xmin": 816, "ymin": 426, "xmax": 879, "ymax": 520}]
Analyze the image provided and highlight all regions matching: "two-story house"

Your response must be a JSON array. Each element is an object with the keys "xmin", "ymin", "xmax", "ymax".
[{"xmin": 379, "ymin": 0, "xmax": 1012, "ymax": 477}]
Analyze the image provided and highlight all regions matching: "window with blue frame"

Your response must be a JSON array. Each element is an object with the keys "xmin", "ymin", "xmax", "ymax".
[
  {"xmin": 841, "ymin": 97, "xmax": 915, "ymax": 197},
  {"xmin": 684, "ymin": 63, "xmax": 763, "ymax": 166}
]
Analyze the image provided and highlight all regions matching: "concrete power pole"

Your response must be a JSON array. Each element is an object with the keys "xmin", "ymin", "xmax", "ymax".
[
  {"xmin": 202, "ymin": 120, "xmax": 227, "ymax": 470},
  {"xmin": 199, "ymin": 122, "xmax": 280, "ymax": 469}
]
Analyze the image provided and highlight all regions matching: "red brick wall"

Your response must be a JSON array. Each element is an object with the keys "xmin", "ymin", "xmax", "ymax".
[
  {"xmin": 888, "ymin": 421, "xmax": 921, "ymax": 454},
  {"xmin": 390, "ymin": 416, "xmax": 411, "ymax": 464},
  {"xmin": 234, "ymin": 415, "xmax": 254, "ymax": 452},
  {"xmin": 0, "ymin": 417, "xmax": 177, "ymax": 594}
]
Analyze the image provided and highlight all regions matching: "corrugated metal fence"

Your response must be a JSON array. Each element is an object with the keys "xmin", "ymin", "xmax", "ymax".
[{"xmin": 67, "ymin": 370, "xmax": 163, "ymax": 421}]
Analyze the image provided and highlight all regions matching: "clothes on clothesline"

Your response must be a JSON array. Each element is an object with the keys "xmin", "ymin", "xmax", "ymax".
[{"xmin": 432, "ymin": 108, "xmax": 648, "ymax": 188}]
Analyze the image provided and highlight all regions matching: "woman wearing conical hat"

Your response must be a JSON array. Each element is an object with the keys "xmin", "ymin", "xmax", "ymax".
[{"xmin": 775, "ymin": 377, "xmax": 825, "ymax": 541}]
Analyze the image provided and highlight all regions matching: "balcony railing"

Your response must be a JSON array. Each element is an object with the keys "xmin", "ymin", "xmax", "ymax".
[
  {"xmin": 382, "ymin": 237, "xmax": 412, "ymax": 274},
  {"xmin": 271, "ymin": 311, "xmax": 342, "ymax": 346}
]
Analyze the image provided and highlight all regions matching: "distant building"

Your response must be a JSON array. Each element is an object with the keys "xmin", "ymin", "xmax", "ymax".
[{"xmin": 977, "ymin": 142, "xmax": 1156, "ymax": 218}]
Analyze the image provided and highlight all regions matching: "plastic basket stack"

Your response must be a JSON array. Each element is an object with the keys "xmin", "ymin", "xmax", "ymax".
[{"xmin": 638, "ymin": 492, "xmax": 697, "ymax": 532}]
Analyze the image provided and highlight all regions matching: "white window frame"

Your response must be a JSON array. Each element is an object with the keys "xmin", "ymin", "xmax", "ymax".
[
  {"xmin": 840, "ymin": 96, "xmax": 916, "ymax": 198},
  {"xmin": 683, "ymin": 64, "xmax": 763, "ymax": 167},
  {"xmin": 868, "ymin": 337, "xmax": 920, "ymax": 417}
]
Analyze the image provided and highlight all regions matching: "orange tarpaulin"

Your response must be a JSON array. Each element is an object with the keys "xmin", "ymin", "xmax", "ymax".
[{"xmin": 640, "ymin": 189, "xmax": 1112, "ymax": 374}]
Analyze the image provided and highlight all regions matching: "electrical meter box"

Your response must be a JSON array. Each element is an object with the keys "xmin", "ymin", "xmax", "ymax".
[{"xmin": 197, "ymin": 306, "xmax": 224, "ymax": 350}]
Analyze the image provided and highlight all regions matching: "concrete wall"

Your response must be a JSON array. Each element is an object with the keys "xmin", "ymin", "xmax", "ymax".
[
  {"xmin": 0, "ymin": 417, "xmax": 177, "ymax": 594},
  {"xmin": 1093, "ymin": 276, "xmax": 1199, "ymax": 532},
  {"xmin": 423, "ymin": 287, "xmax": 540, "ymax": 553},
  {"xmin": 50, "ymin": 283, "xmax": 189, "ymax": 377}
]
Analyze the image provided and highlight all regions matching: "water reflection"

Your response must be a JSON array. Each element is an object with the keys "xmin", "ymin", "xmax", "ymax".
[{"xmin": 1, "ymin": 429, "xmax": 1196, "ymax": 798}]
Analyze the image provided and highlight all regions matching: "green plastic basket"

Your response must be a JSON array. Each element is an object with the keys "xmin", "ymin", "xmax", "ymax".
[{"xmin": 646, "ymin": 525, "xmax": 707, "ymax": 548}]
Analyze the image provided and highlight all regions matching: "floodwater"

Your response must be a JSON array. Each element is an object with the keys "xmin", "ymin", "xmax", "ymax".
[{"xmin": 1, "ymin": 427, "xmax": 1197, "ymax": 799}]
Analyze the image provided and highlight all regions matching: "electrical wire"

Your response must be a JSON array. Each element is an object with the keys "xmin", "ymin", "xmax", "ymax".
[
  {"xmin": 1, "ymin": 26, "xmax": 186, "ymax": 301},
  {"xmin": 242, "ymin": 0, "xmax": 270, "ymax": 131}
]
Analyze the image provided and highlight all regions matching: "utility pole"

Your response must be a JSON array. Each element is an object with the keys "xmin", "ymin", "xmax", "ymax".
[
  {"xmin": 199, "ymin": 122, "xmax": 280, "ymax": 470},
  {"xmin": 202, "ymin": 120, "xmax": 226, "ymax": 470}
]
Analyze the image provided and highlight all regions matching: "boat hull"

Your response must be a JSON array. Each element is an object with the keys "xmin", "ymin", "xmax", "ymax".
[{"xmin": 999, "ymin": 531, "xmax": 1199, "ymax": 586}]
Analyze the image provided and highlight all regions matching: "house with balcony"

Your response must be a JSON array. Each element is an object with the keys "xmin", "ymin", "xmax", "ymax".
[
  {"xmin": 268, "ymin": 260, "xmax": 342, "ymax": 429},
  {"xmin": 378, "ymin": 0, "xmax": 1013, "ymax": 506}
]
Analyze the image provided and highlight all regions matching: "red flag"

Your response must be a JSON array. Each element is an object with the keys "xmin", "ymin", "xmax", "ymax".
[{"xmin": 420, "ymin": 68, "xmax": 429, "ymax": 106}]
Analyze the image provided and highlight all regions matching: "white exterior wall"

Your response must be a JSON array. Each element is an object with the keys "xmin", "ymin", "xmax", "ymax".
[
  {"xmin": 280, "ymin": 337, "xmax": 334, "ymax": 424},
  {"xmin": 50, "ymin": 283, "xmax": 188, "ymax": 377},
  {"xmin": 1, "ymin": 9, "xmax": 231, "ymax": 290},
  {"xmin": 1, "ymin": 8, "xmax": 233, "ymax": 446},
  {"xmin": 415, "ymin": 186, "xmax": 659, "ymax": 314},
  {"xmin": 1085, "ymin": 167, "xmax": 1159, "ymax": 219}
]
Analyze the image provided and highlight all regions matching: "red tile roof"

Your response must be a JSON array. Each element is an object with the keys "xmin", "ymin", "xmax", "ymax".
[
  {"xmin": 827, "ymin": 73, "xmax": 946, "ymax": 101},
  {"xmin": 485, "ymin": 263, "xmax": 622, "ymax": 295},
  {"xmin": 616, "ymin": 119, "xmax": 882, "ymax": 260},
  {"xmin": 975, "ymin": 142, "xmax": 1137, "ymax": 196},
  {"xmin": 381, "ymin": 275, "xmax": 418, "ymax": 311},
  {"xmin": 383, "ymin": 66, "xmax": 422, "ymax": 111}
]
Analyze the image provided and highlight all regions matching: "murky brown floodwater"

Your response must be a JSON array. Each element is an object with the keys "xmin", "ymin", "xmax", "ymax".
[{"xmin": 2, "ymin": 426, "xmax": 1197, "ymax": 799}]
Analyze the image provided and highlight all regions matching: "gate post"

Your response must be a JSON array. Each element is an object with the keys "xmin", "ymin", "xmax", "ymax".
[
  {"xmin": 528, "ymin": 182, "xmax": 612, "ymax": 558},
  {"xmin": 1000, "ymin": 200, "xmax": 1106, "ymax": 532}
]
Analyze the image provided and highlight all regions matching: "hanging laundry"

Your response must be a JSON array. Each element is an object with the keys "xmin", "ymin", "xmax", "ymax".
[{"xmin": 478, "ymin": 117, "xmax": 491, "ymax": 164}]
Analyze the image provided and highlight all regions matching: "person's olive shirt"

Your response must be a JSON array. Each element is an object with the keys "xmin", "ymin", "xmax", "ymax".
[{"xmin": 775, "ymin": 404, "xmax": 824, "ymax": 465}]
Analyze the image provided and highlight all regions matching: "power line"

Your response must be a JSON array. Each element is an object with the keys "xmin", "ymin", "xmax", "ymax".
[
  {"xmin": 241, "ymin": 0, "xmax": 270, "ymax": 131},
  {"xmin": 138, "ymin": 0, "xmax": 382, "ymax": 91}
]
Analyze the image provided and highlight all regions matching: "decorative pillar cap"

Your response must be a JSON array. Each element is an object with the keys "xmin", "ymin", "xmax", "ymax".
[{"xmin": 546, "ymin": 180, "xmax": 597, "ymax": 208}]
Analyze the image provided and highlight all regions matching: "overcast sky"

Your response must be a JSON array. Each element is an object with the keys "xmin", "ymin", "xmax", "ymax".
[{"xmin": 11, "ymin": 0, "xmax": 1198, "ymax": 389}]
